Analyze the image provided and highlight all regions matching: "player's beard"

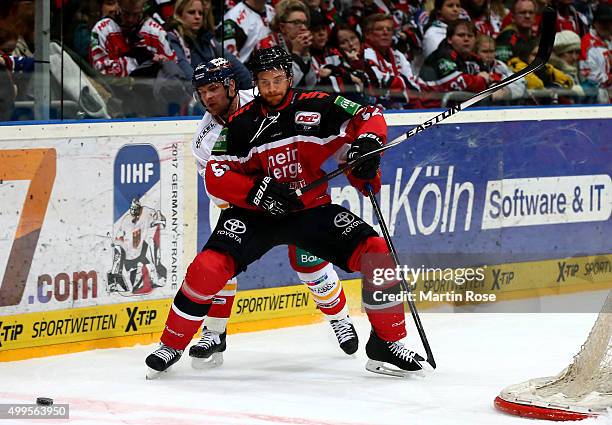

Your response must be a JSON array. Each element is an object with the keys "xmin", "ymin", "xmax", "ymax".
[{"xmin": 262, "ymin": 88, "xmax": 289, "ymax": 108}]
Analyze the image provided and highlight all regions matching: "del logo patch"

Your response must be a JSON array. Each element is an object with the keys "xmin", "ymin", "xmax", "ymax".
[{"xmin": 295, "ymin": 111, "xmax": 321, "ymax": 125}]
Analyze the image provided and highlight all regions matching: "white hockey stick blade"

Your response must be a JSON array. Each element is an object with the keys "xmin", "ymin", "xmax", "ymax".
[
  {"xmin": 191, "ymin": 352, "xmax": 224, "ymax": 370},
  {"xmin": 365, "ymin": 359, "xmax": 426, "ymax": 378}
]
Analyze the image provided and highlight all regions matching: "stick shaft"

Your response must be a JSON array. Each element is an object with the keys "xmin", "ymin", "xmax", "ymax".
[{"xmin": 366, "ymin": 185, "xmax": 436, "ymax": 369}]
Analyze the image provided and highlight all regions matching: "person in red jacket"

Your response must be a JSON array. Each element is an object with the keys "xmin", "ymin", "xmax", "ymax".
[
  {"xmin": 419, "ymin": 19, "xmax": 489, "ymax": 107},
  {"xmin": 145, "ymin": 46, "xmax": 425, "ymax": 379}
]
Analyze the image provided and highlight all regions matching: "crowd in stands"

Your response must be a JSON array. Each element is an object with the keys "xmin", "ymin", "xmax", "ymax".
[{"xmin": 0, "ymin": 0, "xmax": 610, "ymax": 119}]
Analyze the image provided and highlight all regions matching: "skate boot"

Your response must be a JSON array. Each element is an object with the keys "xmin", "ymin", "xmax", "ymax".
[
  {"xmin": 329, "ymin": 316, "xmax": 359, "ymax": 355},
  {"xmin": 365, "ymin": 330, "xmax": 424, "ymax": 377},
  {"xmin": 189, "ymin": 327, "xmax": 226, "ymax": 369},
  {"xmin": 145, "ymin": 343, "xmax": 183, "ymax": 379}
]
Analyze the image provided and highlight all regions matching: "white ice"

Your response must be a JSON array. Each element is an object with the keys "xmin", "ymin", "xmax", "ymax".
[{"xmin": 1, "ymin": 291, "xmax": 611, "ymax": 425}]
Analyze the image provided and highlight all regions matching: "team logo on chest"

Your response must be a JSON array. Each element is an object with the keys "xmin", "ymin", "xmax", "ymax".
[
  {"xmin": 295, "ymin": 111, "xmax": 321, "ymax": 134},
  {"xmin": 295, "ymin": 111, "xmax": 321, "ymax": 125}
]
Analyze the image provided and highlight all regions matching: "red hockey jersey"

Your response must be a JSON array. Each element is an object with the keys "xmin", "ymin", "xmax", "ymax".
[{"xmin": 205, "ymin": 90, "xmax": 386, "ymax": 211}]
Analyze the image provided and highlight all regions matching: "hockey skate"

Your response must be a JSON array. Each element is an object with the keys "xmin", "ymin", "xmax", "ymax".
[
  {"xmin": 329, "ymin": 316, "xmax": 359, "ymax": 355},
  {"xmin": 365, "ymin": 330, "xmax": 425, "ymax": 377},
  {"xmin": 188, "ymin": 327, "xmax": 226, "ymax": 369},
  {"xmin": 145, "ymin": 343, "xmax": 183, "ymax": 379}
]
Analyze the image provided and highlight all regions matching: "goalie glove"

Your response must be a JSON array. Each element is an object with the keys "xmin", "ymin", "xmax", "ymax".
[
  {"xmin": 247, "ymin": 177, "xmax": 304, "ymax": 217},
  {"xmin": 347, "ymin": 133, "xmax": 383, "ymax": 180}
]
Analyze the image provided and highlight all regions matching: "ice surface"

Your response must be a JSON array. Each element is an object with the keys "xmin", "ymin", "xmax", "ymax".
[{"xmin": 1, "ymin": 295, "xmax": 611, "ymax": 425}]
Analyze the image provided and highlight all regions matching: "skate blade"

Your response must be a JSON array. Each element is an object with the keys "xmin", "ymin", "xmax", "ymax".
[
  {"xmin": 191, "ymin": 352, "xmax": 224, "ymax": 370},
  {"xmin": 146, "ymin": 366, "xmax": 172, "ymax": 380},
  {"xmin": 365, "ymin": 359, "xmax": 425, "ymax": 378}
]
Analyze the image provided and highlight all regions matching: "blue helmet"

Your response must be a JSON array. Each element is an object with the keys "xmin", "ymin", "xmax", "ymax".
[{"xmin": 192, "ymin": 58, "xmax": 235, "ymax": 89}]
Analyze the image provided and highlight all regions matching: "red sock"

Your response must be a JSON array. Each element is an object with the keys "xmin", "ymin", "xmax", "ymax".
[
  {"xmin": 348, "ymin": 237, "xmax": 407, "ymax": 342},
  {"xmin": 160, "ymin": 249, "xmax": 236, "ymax": 349}
]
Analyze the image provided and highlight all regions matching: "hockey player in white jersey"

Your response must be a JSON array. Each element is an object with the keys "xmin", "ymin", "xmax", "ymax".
[{"xmin": 185, "ymin": 58, "xmax": 358, "ymax": 369}]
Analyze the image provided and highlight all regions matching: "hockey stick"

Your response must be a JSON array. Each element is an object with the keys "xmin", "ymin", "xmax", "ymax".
[
  {"xmin": 365, "ymin": 183, "xmax": 436, "ymax": 369},
  {"xmin": 295, "ymin": 7, "xmax": 556, "ymax": 198}
]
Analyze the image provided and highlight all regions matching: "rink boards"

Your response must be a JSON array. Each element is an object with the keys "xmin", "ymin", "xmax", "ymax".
[{"xmin": 0, "ymin": 106, "xmax": 610, "ymax": 360}]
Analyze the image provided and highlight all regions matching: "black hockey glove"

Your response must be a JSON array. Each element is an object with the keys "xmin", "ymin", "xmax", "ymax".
[
  {"xmin": 347, "ymin": 133, "xmax": 383, "ymax": 180},
  {"xmin": 247, "ymin": 177, "xmax": 304, "ymax": 217}
]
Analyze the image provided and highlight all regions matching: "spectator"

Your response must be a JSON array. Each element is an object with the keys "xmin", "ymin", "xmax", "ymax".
[
  {"xmin": 312, "ymin": 16, "xmax": 366, "ymax": 100},
  {"xmin": 165, "ymin": 0, "xmax": 251, "ymax": 88},
  {"xmin": 553, "ymin": 0, "xmax": 589, "ymax": 37},
  {"xmin": 462, "ymin": 0, "xmax": 508, "ymax": 38},
  {"xmin": 0, "ymin": 23, "xmax": 34, "ymax": 103},
  {"xmin": 90, "ymin": 0, "xmax": 177, "ymax": 77},
  {"xmin": 310, "ymin": 9, "xmax": 337, "ymax": 80},
  {"xmin": 475, "ymin": 34, "xmax": 526, "ymax": 101},
  {"xmin": 305, "ymin": 0, "xmax": 337, "ymax": 32},
  {"xmin": 420, "ymin": 20, "xmax": 489, "ymax": 106},
  {"xmin": 199, "ymin": 0, "xmax": 215, "ymax": 32},
  {"xmin": 330, "ymin": 23, "xmax": 372, "ymax": 103},
  {"xmin": 0, "ymin": 26, "xmax": 18, "ymax": 120},
  {"xmin": 550, "ymin": 30, "xmax": 586, "ymax": 96},
  {"xmin": 11, "ymin": 1, "xmax": 34, "ymax": 58},
  {"xmin": 579, "ymin": 3, "xmax": 612, "ymax": 97},
  {"xmin": 362, "ymin": 13, "xmax": 421, "ymax": 108},
  {"xmin": 72, "ymin": 0, "xmax": 119, "ymax": 61},
  {"xmin": 221, "ymin": 0, "xmax": 275, "ymax": 63},
  {"xmin": 265, "ymin": 0, "xmax": 317, "ymax": 88},
  {"xmin": 496, "ymin": 0, "xmax": 538, "ymax": 63},
  {"xmin": 392, "ymin": 7, "xmax": 422, "ymax": 62},
  {"xmin": 154, "ymin": 0, "xmax": 176, "ymax": 21},
  {"xmin": 508, "ymin": 38, "xmax": 574, "ymax": 90},
  {"xmin": 422, "ymin": 0, "xmax": 462, "ymax": 59}
]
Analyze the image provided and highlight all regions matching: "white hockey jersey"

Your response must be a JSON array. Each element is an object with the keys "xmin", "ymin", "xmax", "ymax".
[
  {"xmin": 191, "ymin": 89, "xmax": 255, "ymax": 207},
  {"xmin": 222, "ymin": 2, "xmax": 275, "ymax": 63}
]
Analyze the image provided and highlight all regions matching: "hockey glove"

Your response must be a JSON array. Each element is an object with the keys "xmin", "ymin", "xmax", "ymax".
[
  {"xmin": 247, "ymin": 177, "xmax": 304, "ymax": 217},
  {"xmin": 347, "ymin": 133, "xmax": 383, "ymax": 180}
]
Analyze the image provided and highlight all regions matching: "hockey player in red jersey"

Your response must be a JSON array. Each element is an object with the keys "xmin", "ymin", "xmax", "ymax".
[
  {"xmin": 188, "ymin": 58, "xmax": 359, "ymax": 368},
  {"xmin": 146, "ymin": 46, "xmax": 424, "ymax": 379}
]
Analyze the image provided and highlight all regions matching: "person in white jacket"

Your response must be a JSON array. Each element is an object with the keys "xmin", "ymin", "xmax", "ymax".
[{"xmin": 421, "ymin": 0, "xmax": 462, "ymax": 59}]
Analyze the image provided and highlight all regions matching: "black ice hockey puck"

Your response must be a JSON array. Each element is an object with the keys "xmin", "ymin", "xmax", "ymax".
[{"xmin": 36, "ymin": 397, "xmax": 53, "ymax": 406}]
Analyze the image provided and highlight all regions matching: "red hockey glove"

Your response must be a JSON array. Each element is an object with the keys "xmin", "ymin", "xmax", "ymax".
[
  {"xmin": 247, "ymin": 177, "xmax": 304, "ymax": 217},
  {"xmin": 346, "ymin": 169, "xmax": 381, "ymax": 196}
]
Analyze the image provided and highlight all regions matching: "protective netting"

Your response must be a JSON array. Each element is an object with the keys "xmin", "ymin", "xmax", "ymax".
[{"xmin": 498, "ymin": 290, "xmax": 611, "ymax": 415}]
